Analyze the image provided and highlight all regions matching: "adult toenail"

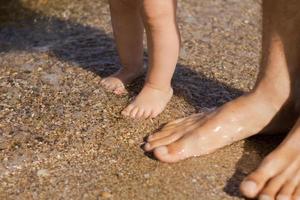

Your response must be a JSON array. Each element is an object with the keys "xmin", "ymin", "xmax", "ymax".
[
  {"xmin": 276, "ymin": 194, "xmax": 289, "ymax": 200},
  {"xmin": 241, "ymin": 180, "xmax": 257, "ymax": 195},
  {"xmin": 259, "ymin": 194, "xmax": 272, "ymax": 200},
  {"xmin": 155, "ymin": 146, "xmax": 168, "ymax": 155}
]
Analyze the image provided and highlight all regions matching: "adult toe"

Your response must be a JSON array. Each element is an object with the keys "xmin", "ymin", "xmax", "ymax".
[
  {"xmin": 292, "ymin": 184, "xmax": 300, "ymax": 200},
  {"xmin": 153, "ymin": 137, "xmax": 190, "ymax": 163},
  {"xmin": 240, "ymin": 153, "xmax": 289, "ymax": 198},
  {"xmin": 145, "ymin": 132, "xmax": 183, "ymax": 151}
]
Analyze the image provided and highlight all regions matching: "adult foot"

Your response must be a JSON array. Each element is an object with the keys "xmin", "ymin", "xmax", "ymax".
[
  {"xmin": 240, "ymin": 118, "xmax": 300, "ymax": 200},
  {"xmin": 100, "ymin": 67, "xmax": 145, "ymax": 95},
  {"xmin": 121, "ymin": 83, "xmax": 173, "ymax": 119},
  {"xmin": 143, "ymin": 21, "xmax": 294, "ymax": 162},
  {"xmin": 143, "ymin": 87, "xmax": 291, "ymax": 162}
]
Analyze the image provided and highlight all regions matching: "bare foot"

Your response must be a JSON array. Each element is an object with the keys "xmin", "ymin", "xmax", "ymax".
[
  {"xmin": 121, "ymin": 83, "xmax": 173, "ymax": 119},
  {"xmin": 100, "ymin": 67, "xmax": 145, "ymax": 95},
  {"xmin": 143, "ymin": 14, "xmax": 294, "ymax": 162},
  {"xmin": 240, "ymin": 118, "xmax": 300, "ymax": 200},
  {"xmin": 143, "ymin": 88, "xmax": 290, "ymax": 162}
]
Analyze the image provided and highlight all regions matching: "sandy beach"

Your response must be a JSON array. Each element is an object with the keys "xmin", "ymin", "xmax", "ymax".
[{"xmin": 0, "ymin": 0, "xmax": 284, "ymax": 199}]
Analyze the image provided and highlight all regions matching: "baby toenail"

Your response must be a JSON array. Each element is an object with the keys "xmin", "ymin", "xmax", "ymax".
[
  {"xmin": 259, "ymin": 194, "xmax": 272, "ymax": 200},
  {"xmin": 155, "ymin": 146, "xmax": 168, "ymax": 155},
  {"xmin": 144, "ymin": 143, "xmax": 151, "ymax": 150},
  {"xmin": 241, "ymin": 180, "xmax": 257, "ymax": 195},
  {"xmin": 276, "ymin": 194, "xmax": 289, "ymax": 200}
]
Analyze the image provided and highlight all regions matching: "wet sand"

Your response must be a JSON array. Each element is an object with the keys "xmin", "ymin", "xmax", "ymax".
[{"xmin": 0, "ymin": 0, "xmax": 285, "ymax": 199}]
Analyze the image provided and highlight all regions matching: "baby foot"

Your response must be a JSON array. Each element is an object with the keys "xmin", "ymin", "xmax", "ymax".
[
  {"xmin": 100, "ymin": 67, "xmax": 145, "ymax": 95},
  {"xmin": 121, "ymin": 84, "xmax": 173, "ymax": 119}
]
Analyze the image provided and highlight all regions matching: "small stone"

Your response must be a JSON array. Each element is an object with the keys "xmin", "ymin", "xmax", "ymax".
[
  {"xmin": 116, "ymin": 172, "xmax": 124, "ymax": 177},
  {"xmin": 37, "ymin": 169, "xmax": 50, "ymax": 177},
  {"xmin": 21, "ymin": 64, "xmax": 35, "ymax": 73},
  {"xmin": 33, "ymin": 45, "xmax": 51, "ymax": 53},
  {"xmin": 144, "ymin": 173, "xmax": 150, "ymax": 179},
  {"xmin": 41, "ymin": 73, "xmax": 60, "ymax": 86},
  {"xmin": 128, "ymin": 139, "xmax": 134, "ymax": 145},
  {"xmin": 100, "ymin": 192, "xmax": 112, "ymax": 199}
]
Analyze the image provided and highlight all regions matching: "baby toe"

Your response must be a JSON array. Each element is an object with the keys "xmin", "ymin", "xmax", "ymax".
[
  {"xmin": 129, "ymin": 106, "xmax": 139, "ymax": 118},
  {"xmin": 142, "ymin": 109, "xmax": 152, "ymax": 119},
  {"xmin": 122, "ymin": 104, "xmax": 135, "ymax": 116},
  {"xmin": 114, "ymin": 86, "xmax": 127, "ymax": 95},
  {"xmin": 135, "ymin": 108, "xmax": 145, "ymax": 119},
  {"xmin": 150, "ymin": 110, "xmax": 160, "ymax": 119}
]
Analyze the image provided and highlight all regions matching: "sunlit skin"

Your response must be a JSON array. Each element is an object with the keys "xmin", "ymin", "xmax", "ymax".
[
  {"xmin": 101, "ymin": 0, "xmax": 179, "ymax": 119},
  {"xmin": 144, "ymin": 0, "xmax": 300, "ymax": 199}
]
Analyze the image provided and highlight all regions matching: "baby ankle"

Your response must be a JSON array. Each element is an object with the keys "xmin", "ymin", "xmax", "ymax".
[{"xmin": 144, "ymin": 82, "xmax": 172, "ymax": 93}]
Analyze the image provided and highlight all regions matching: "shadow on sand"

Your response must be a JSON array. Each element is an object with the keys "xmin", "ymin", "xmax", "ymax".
[
  {"xmin": 0, "ymin": 0, "xmax": 242, "ymax": 111},
  {"xmin": 1, "ymin": 0, "xmax": 288, "ymax": 198}
]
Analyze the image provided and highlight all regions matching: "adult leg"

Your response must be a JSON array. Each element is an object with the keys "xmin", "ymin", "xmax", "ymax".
[
  {"xmin": 143, "ymin": 0, "xmax": 298, "ymax": 165},
  {"xmin": 240, "ymin": 0, "xmax": 300, "ymax": 199}
]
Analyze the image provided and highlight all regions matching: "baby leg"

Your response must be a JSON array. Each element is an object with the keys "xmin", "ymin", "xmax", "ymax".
[
  {"xmin": 122, "ymin": 0, "xmax": 180, "ymax": 118},
  {"xmin": 101, "ymin": 0, "xmax": 145, "ymax": 95}
]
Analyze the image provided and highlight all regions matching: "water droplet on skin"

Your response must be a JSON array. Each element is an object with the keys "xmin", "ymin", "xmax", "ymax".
[
  {"xmin": 222, "ymin": 134, "xmax": 235, "ymax": 144},
  {"xmin": 199, "ymin": 136, "xmax": 207, "ymax": 140},
  {"xmin": 237, "ymin": 127, "xmax": 243, "ymax": 132},
  {"xmin": 177, "ymin": 148, "xmax": 185, "ymax": 155},
  {"xmin": 213, "ymin": 126, "xmax": 221, "ymax": 132},
  {"xmin": 230, "ymin": 117, "xmax": 238, "ymax": 123},
  {"xmin": 222, "ymin": 135, "xmax": 229, "ymax": 139}
]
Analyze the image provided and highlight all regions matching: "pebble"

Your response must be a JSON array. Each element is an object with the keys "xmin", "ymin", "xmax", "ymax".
[
  {"xmin": 33, "ymin": 45, "xmax": 51, "ymax": 53},
  {"xmin": 100, "ymin": 192, "xmax": 112, "ymax": 199},
  {"xmin": 41, "ymin": 73, "xmax": 60, "ymax": 86},
  {"xmin": 21, "ymin": 64, "xmax": 35, "ymax": 73},
  {"xmin": 144, "ymin": 173, "xmax": 150, "ymax": 179},
  {"xmin": 128, "ymin": 139, "xmax": 134, "ymax": 145},
  {"xmin": 37, "ymin": 169, "xmax": 50, "ymax": 177}
]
